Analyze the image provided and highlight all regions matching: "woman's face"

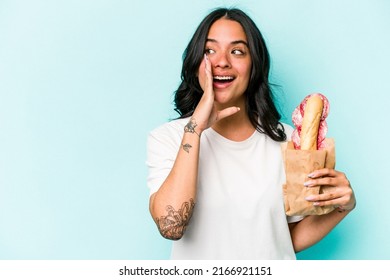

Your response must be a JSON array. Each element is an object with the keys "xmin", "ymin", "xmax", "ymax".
[{"xmin": 198, "ymin": 18, "xmax": 252, "ymax": 109}]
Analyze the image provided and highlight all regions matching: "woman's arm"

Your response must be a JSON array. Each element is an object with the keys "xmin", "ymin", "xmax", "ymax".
[
  {"xmin": 149, "ymin": 55, "xmax": 240, "ymax": 240},
  {"xmin": 289, "ymin": 168, "xmax": 356, "ymax": 252},
  {"xmin": 149, "ymin": 118, "xmax": 201, "ymax": 240}
]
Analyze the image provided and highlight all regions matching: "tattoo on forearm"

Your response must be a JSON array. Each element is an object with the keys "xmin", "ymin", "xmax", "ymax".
[
  {"xmin": 184, "ymin": 117, "xmax": 200, "ymax": 137},
  {"xmin": 181, "ymin": 143, "xmax": 192, "ymax": 153},
  {"xmin": 155, "ymin": 198, "xmax": 195, "ymax": 240}
]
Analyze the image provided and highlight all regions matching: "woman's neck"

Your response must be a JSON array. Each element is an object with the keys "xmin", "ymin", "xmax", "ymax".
[{"xmin": 211, "ymin": 108, "xmax": 255, "ymax": 141}]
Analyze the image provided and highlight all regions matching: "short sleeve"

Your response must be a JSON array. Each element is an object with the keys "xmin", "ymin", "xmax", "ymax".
[
  {"xmin": 146, "ymin": 122, "xmax": 182, "ymax": 196},
  {"xmin": 287, "ymin": 215, "xmax": 304, "ymax": 223}
]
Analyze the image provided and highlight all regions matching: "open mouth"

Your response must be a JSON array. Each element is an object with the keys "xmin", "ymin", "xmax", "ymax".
[{"xmin": 213, "ymin": 75, "xmax": 235, "ymax": 83}]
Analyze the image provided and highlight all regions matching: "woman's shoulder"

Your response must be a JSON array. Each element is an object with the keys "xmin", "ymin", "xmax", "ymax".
[{"xmin": 149, "ymin": 117, "xmax": 190, "ymax": 139}]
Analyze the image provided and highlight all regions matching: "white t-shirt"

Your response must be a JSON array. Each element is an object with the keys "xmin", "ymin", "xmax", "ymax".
[{"xmin": 146, "ymin": 117, "xmax": 303, "ymax": 259}]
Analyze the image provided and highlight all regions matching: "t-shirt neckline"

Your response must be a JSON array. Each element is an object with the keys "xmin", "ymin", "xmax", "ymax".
[{"xmin": 207, "ymin": 127, "xmax": 258, "ymax": 147}]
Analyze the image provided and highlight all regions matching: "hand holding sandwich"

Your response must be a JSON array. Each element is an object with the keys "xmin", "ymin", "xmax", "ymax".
[
  {"xmin": 304, "ymin": 168, "xmax": 356, "ymax": 212},
  {"xmin": 291, "ymin": 93, "xmax": 356, "ymax": 212},
  {"xmin": 287, "ymin": 93, "xmax": 356, "ymax": 252}
]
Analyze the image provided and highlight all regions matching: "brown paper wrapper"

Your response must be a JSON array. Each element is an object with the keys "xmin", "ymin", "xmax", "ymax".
[{"xmin": 281, "ymin": 138, "xmax": 336, "ymax": 216}]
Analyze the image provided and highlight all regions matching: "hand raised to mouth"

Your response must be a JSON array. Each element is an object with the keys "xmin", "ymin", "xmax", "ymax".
[{"xmin": 190, "ymin": 54, "xmax": 241, "ymax": 135}]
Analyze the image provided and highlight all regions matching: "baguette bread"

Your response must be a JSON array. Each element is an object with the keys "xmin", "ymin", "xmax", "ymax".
[{"xmin": 300, "ymin": 94, "xmax": 324, "ymax": 150}]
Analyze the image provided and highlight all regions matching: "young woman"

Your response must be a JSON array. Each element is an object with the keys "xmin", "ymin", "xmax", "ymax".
[{"xmin": 146, "ymin": 8, "xmax": 356, "ymax": 259}]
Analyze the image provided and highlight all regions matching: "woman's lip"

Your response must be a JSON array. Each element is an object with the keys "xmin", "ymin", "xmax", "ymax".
[{"xmin": 213, "ymin": 79, "xmax": 234, "ymax": 89}]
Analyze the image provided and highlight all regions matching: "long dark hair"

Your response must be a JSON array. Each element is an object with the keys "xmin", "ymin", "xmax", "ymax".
[{"xmin": 174, "ymin": 8, "xmax": 286, "ymax": 141}]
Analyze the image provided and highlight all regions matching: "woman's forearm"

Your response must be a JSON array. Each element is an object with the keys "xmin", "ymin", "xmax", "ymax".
[{"xmin": 290, "ymin": 208, "xmax": 353, "ymax": 252}]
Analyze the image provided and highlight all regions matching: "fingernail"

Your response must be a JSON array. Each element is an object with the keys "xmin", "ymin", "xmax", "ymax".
[
  {"xmin": 303, "ymin": 181, "xmax": 312, "ymax": 187},
  {"xmin": 308, "ymin": 172, "xmax": 315, "ymax": 178},
  {"xmin": 313, "ymin": 202, "xmax": 320, "ymax": 206},
  {"xmin": 305, "ymin": 196, "xmax": 315, "ymax": 201}
]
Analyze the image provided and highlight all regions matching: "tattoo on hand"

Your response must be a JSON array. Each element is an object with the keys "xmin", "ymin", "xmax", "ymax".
[
  {"xmin": 182, "ymin": 143, "xmax": 192, "ymax": 153},
  {"xmin": 184, "ymin": 117, "xmax": 200, "ymax": 136},
  {"xmin": 155, "ymin": 198, "xmax": 195, "ymax": 240}
]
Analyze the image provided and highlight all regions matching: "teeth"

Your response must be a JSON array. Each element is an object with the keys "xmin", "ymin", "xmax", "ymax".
[{"xmin": 213, "ymin": 76, "xmax": 234, "ymax": 81}]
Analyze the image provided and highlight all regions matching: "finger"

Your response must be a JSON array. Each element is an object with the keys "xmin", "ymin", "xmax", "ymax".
[
  {"xmin": 305, "ymin": 186, "xmax": 355, "ymax": 210},
  {"xmin": 307, "ymin": 168, "xmax": 338, "ymax": 179},
  {"xmin": 304, "ymin": 177, "xmax": 338, "ymax": 188},
  {"xmin": 312, "ymin": 195, "xmax": 356, "ymax": 211},
  {"xmin": 305, "ymin": 194, "xmax": 343, "ymax": 209},
  {"xmin": 305, "ymin": 192, "xmax": 342, "ymax": 202},
  {"xmin": 306, "ymin": 174, "xmax": 350, "ymax": 189},
  {"xmin": 204, "ymin": 54, "xmax": 213, "ymax": 94},
  {"xmin": 216, "ymin": 107, "xmax": 241, "ymax": 121},
  {"xmin": 313, "ymin": 200, "xmax": 341, "ymax": 208},
  {"xmin": 313, "ymin": 198, "xmax": 345, "ymax": 208}
]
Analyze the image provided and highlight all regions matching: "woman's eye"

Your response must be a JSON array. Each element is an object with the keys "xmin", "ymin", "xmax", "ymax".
[
  {"xmin": 232, "ymin": 49, "xmax": 244, "ymax": 55},
  {"xmin": 205, "ymin": 48, "xmax": 215, "ymax": 54}
]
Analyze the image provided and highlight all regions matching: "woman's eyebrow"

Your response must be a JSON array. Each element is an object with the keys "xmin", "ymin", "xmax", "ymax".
[
  {"xmin": 231, "ymin": 40, "xmax": 248, "ymax": 46},
  {"xmin": 206, "ymin": 38, "xmax": 248, "ymax": 46}
]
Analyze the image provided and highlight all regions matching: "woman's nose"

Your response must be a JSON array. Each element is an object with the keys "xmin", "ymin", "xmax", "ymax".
[{"xmin": 213, "ymin": 52, "xmax": 231, "ymax": 69}]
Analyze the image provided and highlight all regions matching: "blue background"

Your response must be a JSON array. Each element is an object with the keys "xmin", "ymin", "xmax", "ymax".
[{"xmin": 0, "ymin": 0, "xmax": 389, "ymax": 259}]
